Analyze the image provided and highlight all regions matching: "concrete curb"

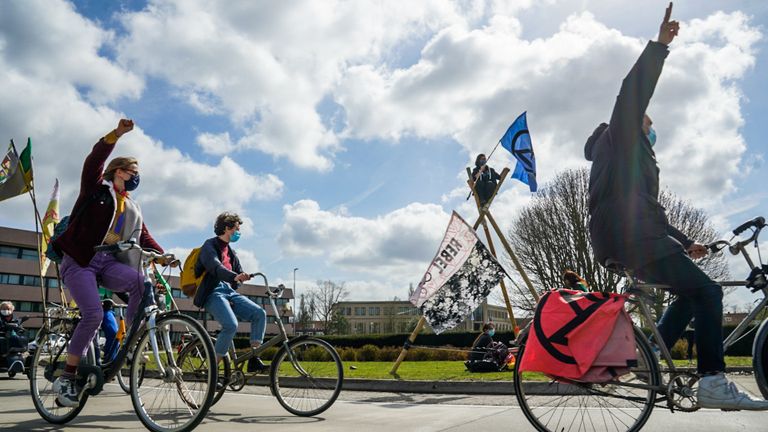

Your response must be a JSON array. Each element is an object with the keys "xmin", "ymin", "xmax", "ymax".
[{"xmin": 247, "ymin": 367, "xmax": 754, "ymax": 395}]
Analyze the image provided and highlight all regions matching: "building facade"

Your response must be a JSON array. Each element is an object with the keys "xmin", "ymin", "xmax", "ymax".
[
  {"xmin": 333, "ymin": 300, "xmax": 517, "ymax": 335},
  {"xmin": 0, "ymin": 226, "xmax": 293, "ymax": 339}
]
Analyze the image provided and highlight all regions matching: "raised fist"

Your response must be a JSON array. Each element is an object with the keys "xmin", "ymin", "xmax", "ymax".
[{"xmin": 115, "ymin": 119, "xmax": 134, "ymax": 138}]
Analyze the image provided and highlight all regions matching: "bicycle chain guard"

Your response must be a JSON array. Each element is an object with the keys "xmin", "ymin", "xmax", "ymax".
[{"xmin": 667, "ymin": 371, "xmax": 700, "ymax": 412}]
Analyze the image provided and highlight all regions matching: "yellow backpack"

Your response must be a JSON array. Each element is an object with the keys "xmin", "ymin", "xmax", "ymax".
[{"xmin": 180, "ymin": 247, "xmax": 206, "ymax": 298}]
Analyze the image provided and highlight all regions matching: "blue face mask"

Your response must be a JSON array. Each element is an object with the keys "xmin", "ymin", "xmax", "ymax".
[
  {"xmin": 125, "ymin": 174, "xmax": 140, "ymax": 192},
  {"xmin": 646, "ymin": 127, "xmax": 657, "ymax": 148},
  {"xmin": 488, "ymin": 329, "xmax": 495, "ymax": 337},
  {"xmin": 230, "ymin": 230, "xmax": 241, "ymax": 243}
]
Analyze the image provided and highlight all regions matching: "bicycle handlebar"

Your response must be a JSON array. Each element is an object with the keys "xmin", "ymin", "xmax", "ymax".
[
  {"xmin": 733, "ymin": 216, "xmax": 766, "ymax": 236},
  {"xmin": 94, "ymin": 239, "xmax": 176, "ymax": 265}
]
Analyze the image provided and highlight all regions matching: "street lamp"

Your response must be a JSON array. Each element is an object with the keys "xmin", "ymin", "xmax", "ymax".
[{"xmin": 293, "ymin": 267, "xmax": 299, "ymax": 335}]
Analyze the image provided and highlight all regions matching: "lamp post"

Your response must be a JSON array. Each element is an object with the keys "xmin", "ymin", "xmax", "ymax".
[{"xmin": 293, "ymin": 267, "xmax": 299, "ymax": 335}]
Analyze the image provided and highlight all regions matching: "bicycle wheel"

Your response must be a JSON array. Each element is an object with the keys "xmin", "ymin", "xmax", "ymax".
[
  {"xmin": 752, "ymin": 320, "xmax": 768, "ymax": 399},
  {"xmin": 130, "ymin": 314, "xmax": 216, "ymax": 432},
  {"xmin": 29, "ymin": 330, "xmax": 91, "ymax": 424},
  {"xmin": 514, "ymin": 327, "xmax": 659, "ymax": 432},
  {"xmin": 177, "ymin": 336, "xmax": 230, "ymax": 406},
  {"xmin": 270, "ymin": 337, "xmax": 343, "ymax": 416}
]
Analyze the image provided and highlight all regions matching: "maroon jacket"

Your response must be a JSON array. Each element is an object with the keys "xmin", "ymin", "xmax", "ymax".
[{"xmin": 53, "ymin": 137, "xmax": 162, "ymax": 267}]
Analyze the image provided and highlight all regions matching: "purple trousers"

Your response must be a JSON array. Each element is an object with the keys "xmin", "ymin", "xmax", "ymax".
[{"xmin": 60, "ymin": 253, "xmax": 143, "ymax": 357}]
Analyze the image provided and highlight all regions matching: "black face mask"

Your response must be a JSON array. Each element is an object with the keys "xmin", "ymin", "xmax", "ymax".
[
  {"xmin": 477, "ymin": 160, "xmax": 487, "ymax": 167},
  {"xmin": 125, "ymin": 174, "xmax": 140, "ymax": 192}
]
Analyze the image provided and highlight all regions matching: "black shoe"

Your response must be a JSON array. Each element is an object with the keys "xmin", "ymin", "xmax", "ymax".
[
  {"xmin": 247, "ymin": 357, "xmax": 266, "ymax": 373},
  {"xmin": 216, "ymin": 376, "xmax": 228, "ymax": 391}
]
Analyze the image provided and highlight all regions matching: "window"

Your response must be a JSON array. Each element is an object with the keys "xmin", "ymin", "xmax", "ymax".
[
  {"xmin": 20, "ymin": 248, "xmax": 39, "ymax": 261},
  {"xmin": 0, "ymin": 246, "xmax": 19, "ymax": 259},
  {"xmin": 5, "ymin": 274, "xmax": 20, "ymax": 285},
  {"xmin": 354, "ymin": 307, "xmax": 366, "ymax": 316},
  {"xmin": 19, "ymin": 301, "xmax": 33, "ymax": 312},
  {"xmin": 369, "ymin": 307, "xmax": 380, "ymax": 316},
  {"xmin": 355, "ymin": 323, "xmax": 365, "ymax": 334},
  {"xmin": 47, "ymin": 278, "xmax": 59, "ymax": 288},
  {"xmin": 22, "ymin": 275, "xmax": 41, "ymax": 286},
  {"xmin": 172, "ymin": 288, "xmax": 183, "ymax": 298}
]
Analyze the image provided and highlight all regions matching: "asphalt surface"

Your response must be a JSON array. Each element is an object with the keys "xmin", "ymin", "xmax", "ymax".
[{"xmin": 1, "ymin": 374, "xmax": 766, "ymax": 431}]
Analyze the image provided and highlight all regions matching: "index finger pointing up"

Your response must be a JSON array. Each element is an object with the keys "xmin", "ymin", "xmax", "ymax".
[{"xmin": 664, "ymin": 2, "xmax": 673, "ymax": 23}]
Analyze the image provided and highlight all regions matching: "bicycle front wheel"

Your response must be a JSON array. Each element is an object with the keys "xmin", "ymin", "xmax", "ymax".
[
  {"xmin": 117, "ymin": 347, "xmax": 145, "ymax": 394},
  {"xmin": 130, "ymin": 314, "xmax": 216, "ymax": 432},
  {"xmin": 514, "ymin": 327, "xmax": 659, "ymax": 432},
  {"xmin": 177, "ymin": 336, "xmax": 231, "ymax": 406},
  {"xmin": 752, "ymin": 319, "xmax": 768, "ymax": 399},
  {"xmin": 270, "ymin": 337, "xmax": 343, "ymax": 417},
  {"xmin": 29, "ymin": 330, "xmax": 91, "ymax": 424}
]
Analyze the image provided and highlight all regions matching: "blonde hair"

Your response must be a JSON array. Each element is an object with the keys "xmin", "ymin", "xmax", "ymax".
[
  {"xmin": 0, "ymin": 301, "xmax": 14, "ymax": 311},
  {"xmin": 104, "ymin": 157, "xmax": 138, "ymax": 182}
]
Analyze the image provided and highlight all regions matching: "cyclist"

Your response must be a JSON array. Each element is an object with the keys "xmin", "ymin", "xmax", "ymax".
[
  {"xmin": 51, "ymin": 119, "xmax": 168, "ymax": 407},
  {"xmin": 585, "ymin": 2, "xmax": 768, "ymax": 410},
  {"xmin": 194, "ymin": 212, "xmax": 267, "ymax": 373}
]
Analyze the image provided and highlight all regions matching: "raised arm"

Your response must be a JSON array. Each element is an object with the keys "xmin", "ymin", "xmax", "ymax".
[
  {"xmin": 608, "ymin": 3, "xmax": 678, "ymax": 152},
  {"xmin": 80, "ymin": 119, "xmax": 134, "ymax": 194}
]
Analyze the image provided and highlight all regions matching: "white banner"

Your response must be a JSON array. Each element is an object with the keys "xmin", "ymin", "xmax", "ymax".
[{"xmin": 410, "ymin": 211, "xmax": 481, "ymax": 308}]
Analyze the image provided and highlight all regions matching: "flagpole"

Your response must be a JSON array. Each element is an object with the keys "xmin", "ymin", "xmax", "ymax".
[{"xmin": 15, "ymin": 138, "xmax": 49, "ymax": 311}]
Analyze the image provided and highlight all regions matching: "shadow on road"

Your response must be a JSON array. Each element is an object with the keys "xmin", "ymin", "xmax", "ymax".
[{"xmin": 205, "ymin": 412, "xmax": 325, "ymax": 425}]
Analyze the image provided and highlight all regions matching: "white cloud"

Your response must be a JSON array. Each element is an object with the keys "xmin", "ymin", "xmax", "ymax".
[
  {"xmin": 278, "ymin": 199, "xmax": 451, "ymax": 276},
  {"xmin": 0, "ymin": 0, "xmax": 283, "ymax": 238}
]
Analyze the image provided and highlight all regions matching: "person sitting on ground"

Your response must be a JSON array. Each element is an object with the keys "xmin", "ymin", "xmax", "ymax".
[
  {"xmin": 471, "ymin": 154, "xmax": 501, "ymax": 207},
  {"xmin": 194, "ymin": 212, "xmax": 267, "ymax": 374},
  {"xmin": 469, "ymin": 323, "xmax": 495, "ymax": 362},
  {"xmin": 563, "ymin": 270, "xmax": 589, "ymax": 292},
  {"xmin": 584, "ymin": 2, "xmax": 768, "ymax": 409}
]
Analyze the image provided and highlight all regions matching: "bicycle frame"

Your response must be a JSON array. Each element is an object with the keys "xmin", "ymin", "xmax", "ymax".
[{"xmin": 226, "ymin": 273, "xmax": 293, "ymax": 367}]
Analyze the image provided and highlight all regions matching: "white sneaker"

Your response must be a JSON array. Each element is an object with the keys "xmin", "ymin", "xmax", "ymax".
[
  {"xmin": 53, "ymin": 375, "xmax": 81, "ymax": 408},
  {"xmin": 698, "ymin": 373, "xmax": 768, "ymax": 411}
]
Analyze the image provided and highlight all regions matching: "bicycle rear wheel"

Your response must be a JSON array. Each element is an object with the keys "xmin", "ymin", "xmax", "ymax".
[
  {"xmin": 514, "ymin": 327, "xmax": 658, "ymax": 432},
  {"xmin": 130, "ymin": 314, "xmax": 216, "ymax": 432},
  {"xmin": 270, "ymin": 337, "xmax": 343, "ymax": 417},
  {"xmin": 177, "ymin": 336, "xmax": 231, "ymax": 406},
  {"xmin": 29, "ymin": 330, "xmax": 91, "ymax": 424},
  {"xmin": 752, "ymin": 319, "xmax": 768, "ymax": 399}
]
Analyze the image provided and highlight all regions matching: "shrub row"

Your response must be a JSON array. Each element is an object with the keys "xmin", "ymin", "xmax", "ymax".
[
  {"xmin": 229, "ymin": 343, "xmax": 469, "ymax": 362},
  {"xmin": 316, "ymin": 331, "xmax": 517, "ymax": 349}
]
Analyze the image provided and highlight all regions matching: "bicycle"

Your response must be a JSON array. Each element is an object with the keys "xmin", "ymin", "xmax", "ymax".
[
  {"xmin": 514, "ymin": 216, "xmax": 768, "ymax": 432},
  {"xmin": 177, "ymin": 272, "xmax": 344, "ymax": 416},
  {"xmin": 29, "ymin": 240, "xmax": 218, "ymax": 432}
]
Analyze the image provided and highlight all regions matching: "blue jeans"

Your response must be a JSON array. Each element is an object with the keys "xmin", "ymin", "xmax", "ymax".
[
  {"xmin": 635, "ymin": 251, "xmax": 725, "ymax": 374},
  {"xmin": 205, "ymin": 282, "xmax": 267, "ymax": 356}
]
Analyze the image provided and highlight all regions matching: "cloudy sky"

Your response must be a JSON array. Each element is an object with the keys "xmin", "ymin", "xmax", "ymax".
[{"xmin": 1, "ymin": 0, "xmax": 766, "ymax": 312}]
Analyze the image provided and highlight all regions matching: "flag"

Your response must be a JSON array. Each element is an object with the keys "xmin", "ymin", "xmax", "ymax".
[
  {"xmin": 40, "ymin": 179, "xmax": 60, "ymax": 276},
  {"xmin": 0, "ymin": 141, "xmax": 30, "ymax": 202},
  {"xmin": 410, "ymin": 212, "xmax": 507, "ymax": 334},
  {"xmin": 19, "ymin": 138, "xmax": 33, "ymax": 188},
  {"xmin": 500, "ymin": 112, "xmax": 537, "ymax": 192}
]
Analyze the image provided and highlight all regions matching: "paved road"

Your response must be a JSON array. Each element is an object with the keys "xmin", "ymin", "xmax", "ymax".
[{"xmin": 1, "ymin": 375, "xmax": 766, "ymax": 431}]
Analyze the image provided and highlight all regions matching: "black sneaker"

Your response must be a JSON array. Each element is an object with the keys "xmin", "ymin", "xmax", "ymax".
[
  {"xmin": 247, "ymin": 357, "xmax": 266, "ymax": 373},
  {"xmin": 53, "ymin": 375, "xmax": 81, "ymax": 407}
]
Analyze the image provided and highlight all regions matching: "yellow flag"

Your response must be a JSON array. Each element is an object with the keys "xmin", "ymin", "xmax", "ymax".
[{"xmin": 40, "ymin": 179, "xmax": 60, "ymax": 276}]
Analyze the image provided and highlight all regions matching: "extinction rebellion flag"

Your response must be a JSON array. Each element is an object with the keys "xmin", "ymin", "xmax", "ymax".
[{"xmin": 410, "ymin": 212, "xmax": 507, "ymax": 334}]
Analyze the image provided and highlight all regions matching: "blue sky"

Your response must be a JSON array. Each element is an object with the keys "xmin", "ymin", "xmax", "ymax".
[{"xmin": 1, "ymin": 0, "xmax": 766, "ymax": 312}]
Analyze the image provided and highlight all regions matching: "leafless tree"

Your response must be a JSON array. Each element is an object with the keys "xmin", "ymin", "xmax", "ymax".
[
  {"xmin": 505, "ymin": 168, "xmax": 729, "ymax": 317},
  {"xmin": 307, "ymin": 280, "xmax": 349, "ymax": 335}
]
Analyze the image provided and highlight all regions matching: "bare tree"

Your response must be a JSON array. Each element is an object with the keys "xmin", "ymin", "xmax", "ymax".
[
  {"xmin": 296, "ymin": 293, "xmax": 315, "ymax": 332},
  {"xmin": 506, "ymin": 168, "xmax": 729, "ymax": 315},
  {"xmin": 307, "ymin": 280, "xmax": 349, "ymax": 335}
]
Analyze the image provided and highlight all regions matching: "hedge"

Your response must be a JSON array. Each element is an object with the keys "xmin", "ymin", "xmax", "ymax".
[{"xmin": 233, "ymin": 324, "xmax": 761, "ymax": 357}]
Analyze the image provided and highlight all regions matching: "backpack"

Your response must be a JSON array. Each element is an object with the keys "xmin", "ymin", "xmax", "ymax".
[
  {"xmin": 180, "ymin": 247, "xmax": 206, "ymax": 298},
  {"xmin": 45, "ymin": 188, "xmax": 112, "ymax": 264}
]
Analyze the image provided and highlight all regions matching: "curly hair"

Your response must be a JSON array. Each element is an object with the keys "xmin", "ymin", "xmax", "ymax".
[{"xmin": 214, "ymin": 212, "xmax": 243, "ymax": 235}]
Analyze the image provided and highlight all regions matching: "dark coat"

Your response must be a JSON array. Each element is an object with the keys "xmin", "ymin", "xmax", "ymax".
[
  {"xmin": 469, "ymin": 333, "xmax": 493, "ymax": 361},
  {"xmin": 471, "ymin": 166, "xmax": 501, "ymax": 205},
  {"xmin": 585, "ymin": 41, "xmax": 692, "ymax": 270},
  {"xmin": 52, "ymin": 137, "xmax": 162, "ymax": 267},
  {"xmin": 193, "ymin": 237, "xmax": 243, "ymax": 308}
]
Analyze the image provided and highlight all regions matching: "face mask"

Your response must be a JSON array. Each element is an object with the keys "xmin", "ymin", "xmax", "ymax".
[
  {"xmin": 230, "ymin": 230, "xmax": 241, "ymax": 243},
  {"xmin": 125, "ymin": 174, "xmax": 140, "ymax": 192},
  {"xmin": 488, "ymin": 329, "xmax": 495, "ymax": 337},
  {"xmin": 646, "ymin": 127, "xmax": 657, "ymax": 148},
  {"xmin": 0, "ymin": 310, "xmax": 11, "ymax": 316},
  {"xmin": 478, "ymin": 160, "xmax": 487, "ymax": 166}
]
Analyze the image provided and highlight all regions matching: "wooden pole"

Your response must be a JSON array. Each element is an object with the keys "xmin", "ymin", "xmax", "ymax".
[
  {"xmin": 485, "ymin": 211, "xmax": 539, "ymax": 302},
  {"xmin": 389, "ymin": 316, "xmax": 426, "ymax": 375},
  {"xmin": 465, "ymin": 168, "xmax": 518, "ymax": 334}
]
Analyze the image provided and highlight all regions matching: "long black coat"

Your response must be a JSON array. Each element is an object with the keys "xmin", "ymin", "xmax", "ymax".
[{"xmin": 585, "ymin": 41, "xmax": 692, "ymax": 270}]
